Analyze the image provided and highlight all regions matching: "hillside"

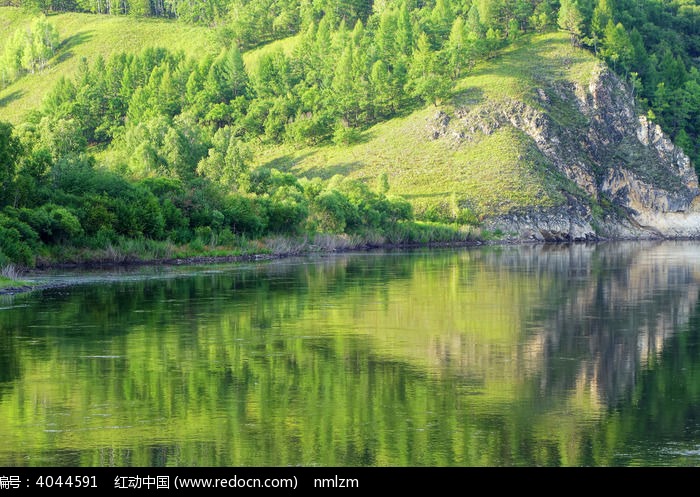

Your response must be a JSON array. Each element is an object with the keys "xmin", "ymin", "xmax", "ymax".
[
  {"xmin": 256, "ymin": 32, "xmax": 700, "ymax": 240},
  {"xmin": 0, "ymin": 7, "xmax": 218, "ymax": 124},
  {"xmin": 0, "ymin": 3, "xmax": 699, "ymax": 269},
  {"xmin": 256, "ymin": 33, "xmax": 593, "ymax": 220}
]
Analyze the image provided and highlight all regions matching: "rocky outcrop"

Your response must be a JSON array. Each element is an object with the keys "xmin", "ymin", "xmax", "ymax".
[
  {"xmin": 430, "ymin": 62, "xmax": 700, "ymax": 241},
  {"xmin": 483, "ymin": 200, "xmax": 598, "ymax": 242}
]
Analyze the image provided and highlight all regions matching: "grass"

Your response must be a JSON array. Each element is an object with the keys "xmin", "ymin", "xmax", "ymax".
[
  {"xmin": 241, "ymin": 34, "xmax": 300, "ymax": 70},
  {"xmin": 254, "ymin": 32, "xmax": 599, "ymax": 220},
  {"xmin": 0, "ymin": 264, "xmax": 35, "ymax": 290},
  {"xmin": 0, "ymin": 276, "xmax": 20, "ymax": 290},
  {"xmin": 0, "ymin": 7, "xmax": 220, "ymax": 123},
  {"xmin": 253, "ymin": 31, "xmax": 605, "ymax": 220}
]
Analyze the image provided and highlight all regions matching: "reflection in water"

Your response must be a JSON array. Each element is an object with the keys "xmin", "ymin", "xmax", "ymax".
[{"xmin": 1, "ymin": 241, "xmax": 700, "ymax": 466}]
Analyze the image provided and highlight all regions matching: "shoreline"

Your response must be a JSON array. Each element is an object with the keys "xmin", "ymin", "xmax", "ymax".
[
  {"xmin": 0, "ymin": 238, "xmax": 492, "ymax": 296},
  {"xmin": 0, "ymin": 234, "xmax": 687, "ymax": 297}
]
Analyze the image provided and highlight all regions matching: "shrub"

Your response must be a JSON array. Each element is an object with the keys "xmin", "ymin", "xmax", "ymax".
[
  {"xmin": 0, "ymin": 218, "xmax": 35, "ymax": 267},
  {"xmin": 308, "ymin": 190, "xmax": 356, "ymax": 233},
  {"xmin": 266, "ymin": 186, "xmax": 309, "ymax": 234},
  {"xmin": 222, "ymin": 194, "xmax": 267, "ymax": 236}
]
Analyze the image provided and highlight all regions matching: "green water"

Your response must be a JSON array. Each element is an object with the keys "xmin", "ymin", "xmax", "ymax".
[{"xmin": 2, "ymin": 241, "xmax": 700, "ymax": 467}]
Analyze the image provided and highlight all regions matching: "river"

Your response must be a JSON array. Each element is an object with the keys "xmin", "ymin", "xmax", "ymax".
[{"xmin": 2, "ymin": 240, "xmax": 700, "ymax": 466}]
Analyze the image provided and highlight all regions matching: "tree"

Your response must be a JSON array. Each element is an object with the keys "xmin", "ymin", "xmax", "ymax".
[
  {"xmin": 376, "ymin": 8, "xmax": 398, "ymax": 66},
  {"xmin": 22, "ymin": 0, "xmax": 51, "ymax": 14},
  {"xmin": 370, "ymin": 59, "xmax": 394, "ymax": 118},
  {"xmin": 211, "ymin": 44, "xmax": 249, "ymax": 101},
  {"xmin": 602, "ymin": 21, "xmax": 632, "ymax": 74},
  {"xmin": 0, "ymin": 122, "xmax": 23, "ymax": 207},
  {"xmin": 27, "ymin": 15, "xmax": 59, "ymax": 72},
  {"xmin": 407, "ymin": 32, "xmax": 452, "ymax": 106},
  {"xmin": 332, "ymin": 45, "xmax": 362, "ymax": 126},
  {"xmin": 1, "ymin": 15, "xmax": 59, "ymax": 86},
  {"xmin": 466, "ymin": 3, "xmax": 485, "ymax": 41},
  {"xmin": 446, "ymin": 16, "xmax": 468, "ymax": 79},
  {"xmin": 589, "ymin": 0, "xmax": 613, "ymax": 53},
  {"xmin": 196, "ymin": 126, "xmax": 251, "ymax": 189},
  {"xmin": 558, "ymin": 0, "xmax": 584, "ymax": 45},
  {"xmin": 430, "ymin": 0, "xmax": 454, "ymax": 42},
  {"xmin": 375, "ymin": 172, "xmax": 389, "ymax": 195}
]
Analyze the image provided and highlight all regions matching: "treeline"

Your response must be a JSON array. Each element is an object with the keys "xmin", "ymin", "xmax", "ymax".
[
  {"xmin": 2, "ymin": 0, "xmax": 699, "ymax": 161},
  {"xmin": 0, "ymin": 118, "xmax": 422, "ymax": 267}
]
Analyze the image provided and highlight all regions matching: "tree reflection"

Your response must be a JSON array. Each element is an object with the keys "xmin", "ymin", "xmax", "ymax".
[{"xmin": 1, "ymin": 242, "xmax": 700, "ymax": 466}]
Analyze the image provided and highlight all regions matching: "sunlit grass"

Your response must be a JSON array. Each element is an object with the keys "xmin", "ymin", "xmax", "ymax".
[
  {"xmin": 0, "ymin": 7, "xmax": 219, "ymax": 123},
  {"xmin": 254, "ymin": 31, "xmax": 599, "ymax": 219},
  {"xmin": 0, "ymin": 264, "xmax": 33, "ymax": 290},
  {"xmin": 242, "ymin": 34, "xmax": 300, "ymax": 71}
]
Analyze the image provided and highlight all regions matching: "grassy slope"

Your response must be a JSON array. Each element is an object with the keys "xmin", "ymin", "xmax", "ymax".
[
  {"xmin": 255, "ymin": 32, "xmax": 599, "ymax": 218},
  {"xmin": 0, "ymin": 7, "xmax": 219, "ymax": 124},
  {"xmin": 0, "ymin": 9, "xmax": 600, "ymax": 220}
]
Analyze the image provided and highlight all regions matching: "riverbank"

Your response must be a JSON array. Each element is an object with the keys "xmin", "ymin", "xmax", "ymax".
[
  {"xmin": 0, "ymin": 232, "xmax": 491, "ymax": 296},
  {"xmin": 1, "ymin": 221, "xmax": 687, "ymax": 297}
]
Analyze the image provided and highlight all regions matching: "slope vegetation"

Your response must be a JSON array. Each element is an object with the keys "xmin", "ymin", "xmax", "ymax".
[
  {"xmin": 0, "ymin": 7, "xmax": 218, "ymax": 123},
  {"xmin": 255, "ymin": 33, "xmax": 597, "ymax": 219},
  {"xmin": 256, "ymin": 31, "xmax": 700, "ymax": 239}
]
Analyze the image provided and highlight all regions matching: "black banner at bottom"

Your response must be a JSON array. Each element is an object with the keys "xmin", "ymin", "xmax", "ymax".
[{"xmin": 0, "ymin": 466, "xmax": 677, "ymax": 494}]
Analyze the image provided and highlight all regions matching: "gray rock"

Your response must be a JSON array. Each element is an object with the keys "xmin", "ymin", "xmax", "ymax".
[{"xmin": 431, "ymin": 62, "xmax": 700, "ymax": 241}]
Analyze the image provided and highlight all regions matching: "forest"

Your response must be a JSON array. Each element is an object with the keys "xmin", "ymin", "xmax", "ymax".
[{"xmin": 0, "ymin": 0, "xmax": 698, "ymax": 268}]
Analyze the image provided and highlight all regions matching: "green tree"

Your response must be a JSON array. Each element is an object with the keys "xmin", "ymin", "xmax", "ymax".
[
  {"xmin": 370, "ymin": 59, "xmax": 395, "ymax": 119},
  {"xmin": 602, "ymin": 21, "xmax": 632, "ymax": 74},
  {"xmin": 430, "ymin": 0, "xmax": 455, "ymax": 42},
  {"xmin": 558, "ymin": 0, "xmax": 584, "ymax": 45},
  {"xmin": 0, "ymin": 122, "xmax": 23, "ymax": 207},
  {"xmin": 446, "ymin": 16, "xmax": 468, "ymax": 79},
  {"xmin": 196, "ymin": 126, "xmax": 252, "ymax": 189},
  {"xmin": 332, "ymin": 45, "xmax": 363, "ymax": 126},
  {"xmin": 588, "ymin": 0, "xmax": 613, "ymax": 53},
  {"xmin": 406, "ymin": 32, "xmax": 452, "ymax": 106}
]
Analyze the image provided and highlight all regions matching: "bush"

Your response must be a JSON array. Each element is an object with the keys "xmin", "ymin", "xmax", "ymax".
[
  {"xmin": 332, "ymin": 123, "xmax": 362, "ymax": 145},
  {"xmin": 217, "ymin": 227, "xmax": 237, "ymax": 246},
  {"xmin": 47, "ymin": 205, "xmax": 83, "ymax": 243},
  {"xmin": 308, "ymin": 190, "xmax": 356, "ymax": 233},
  {"xmin": 222, "ymin": 194, "xmax": 267, "ymax": 236},
  {"xmin": 188, "ymin": 237, "xmax": 205, "ymax": 252},
  {"xmin": 384, "ymin": 195, "xmax": 414, "ymax": 223},
  {"xmin": 135, "ymin": 189, "xmax": 165, "ymax": 239},
  {"xmin": 266, "ymin": 186, "xmax": 308, "ymax": 234},
  {"xmin": 0, "ymin": 219, "xmax": 35, "ymax": 267},
  {"xmin": 78, "ymin": 195, "xmax": 118, "ymax": 237},
  {"xmin": 113, "ymin": 197, "xmax": 139, "ymax": 237},
  {"xmin": 161, "ymin": 199, "xmax": 189, "ymax": 236},
  {"xmin": 16, "ymin": 206, "xmax": 53, "ymax": 242},
  {"xmin": 194, "ymin": 226, "xmax": 213, "ymax": 245}
]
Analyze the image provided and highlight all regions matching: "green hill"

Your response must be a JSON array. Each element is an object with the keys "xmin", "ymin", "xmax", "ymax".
[
  {"xmin": 254, "ymin": 33, "xmax": 598, "ymax": 219},
  {"xmin": 252, "ymin": 30, "xmax": 700, "ymax": 238},
  {"xmin": 1, "ymin": 4, "xmax": 699, "ymax": 270},
  {"xmin": 0, "ymin": 7, "xmax": 218, "ymax": 124}
]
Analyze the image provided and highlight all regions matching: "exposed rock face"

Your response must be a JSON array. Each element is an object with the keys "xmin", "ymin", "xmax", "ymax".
[
  {"xmin": 432, "ymin": 63, "xmax": 700, "ymax": 240},
  {"xmin": 483, "ymin": 200, "xmax": 599, "ymax": 242}
]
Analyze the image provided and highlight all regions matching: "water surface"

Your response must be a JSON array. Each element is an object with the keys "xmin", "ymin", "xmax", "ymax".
[{"xmin": 2, "ymin": 241, "xmax": 700, "ymax": 466}]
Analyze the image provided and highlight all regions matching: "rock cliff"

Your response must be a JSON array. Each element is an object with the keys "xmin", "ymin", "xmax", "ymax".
[{"xmin": 429, "ymin": 62, "xmax": 700, "ymax": 241}]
